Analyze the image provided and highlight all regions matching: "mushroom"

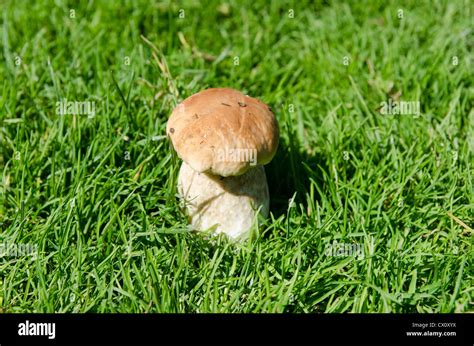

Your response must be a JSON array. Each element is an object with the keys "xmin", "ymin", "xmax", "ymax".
[{"xmin": 166, "ymin": 88, "xmax": 279, "ymax": 240}]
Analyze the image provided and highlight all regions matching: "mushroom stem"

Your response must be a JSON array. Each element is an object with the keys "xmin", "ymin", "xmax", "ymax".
[{"xmin": 178, "ymin": 162, "xmax": 269, "ymax": 240}]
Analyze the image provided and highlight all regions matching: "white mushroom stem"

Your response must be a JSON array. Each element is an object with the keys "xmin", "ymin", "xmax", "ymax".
[{"xmin": 177, "ymin": 162, "xmax": 269, "ymax": 240}]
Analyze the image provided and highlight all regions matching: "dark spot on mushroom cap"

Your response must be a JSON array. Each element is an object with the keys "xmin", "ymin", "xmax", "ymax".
[
  {"xmin": 238, "ymin": 102, "xmax": 247, "ymax": 107},
  {"xmin": 221, "ymin": 102, "xmax": 231, "ymax": 107},
  {"xmin": 169, "ymin": 128, "xmax": 175, "ymax": 134},
  {"xmin": 194, "ymin": 114, "xmax": 199, "ymax": 119}
]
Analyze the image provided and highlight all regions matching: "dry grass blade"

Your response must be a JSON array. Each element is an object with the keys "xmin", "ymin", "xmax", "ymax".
[{"xmin": 140, "ymin": 34, "xmax": 180, "ymax": 102}]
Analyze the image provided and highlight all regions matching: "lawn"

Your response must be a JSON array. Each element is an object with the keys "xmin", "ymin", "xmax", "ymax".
[{"xmin": 0, "ymin": 0, "xmax": 472, "ymax": 313}]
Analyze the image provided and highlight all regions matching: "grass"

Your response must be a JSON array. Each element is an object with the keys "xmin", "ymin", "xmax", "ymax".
[{"xmin": 0, "ymin": 0, "xmax": 472, "ymax": 313}]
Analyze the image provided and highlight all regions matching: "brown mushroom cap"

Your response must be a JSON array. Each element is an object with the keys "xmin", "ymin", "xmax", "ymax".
[{"xmin": 166, "ymin": 88, "xmax": 279, "ymax": 177}]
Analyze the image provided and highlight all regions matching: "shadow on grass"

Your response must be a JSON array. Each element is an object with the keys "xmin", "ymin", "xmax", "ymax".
[{"xmin": 265, "ymin": 129, "xmax": 329, "ymax": 220}]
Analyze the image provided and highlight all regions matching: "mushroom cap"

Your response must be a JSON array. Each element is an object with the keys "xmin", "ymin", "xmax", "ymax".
[{"xmin": 166, "ymin": 88, "xmax": 279, "ymax": 177}]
